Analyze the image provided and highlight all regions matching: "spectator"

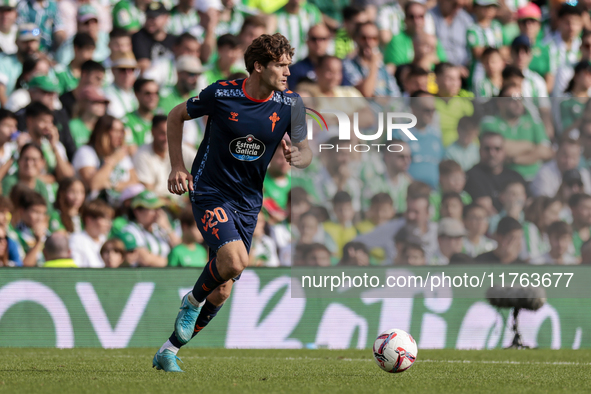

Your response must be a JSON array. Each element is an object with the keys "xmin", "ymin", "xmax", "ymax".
[
  {"xmin": 42, "ymin": 232, "xmax": 77, "ymax": 267},
  {"xmin": 104, "ymin": 52, "xmax": 139, "ymax": 119},
  {"xmin": 0, "ymin": 108, "xmax": 17, "ymax": 167},
  {"xmin": 2, "ymin": 142, "xmax": 53, "ymax": 203},
  {"xmin": 431, "ymin": 160, "xmax": 472, "ymax": 220},
  {"xmin": 122, "ymin": 78, "xmax": 159, "ymax": 147},
  {"xmin": 297, "ymin": 210, "xmax": 336, "ymax": 252},
  {"xmin": 444, "ymin": 116, "xmax": 480, "ymax": 172},
  {"xmin": 101, "ymin": 238, "xmax": 128, "ymax": 268},
  {"xmin": 313, "ymin": 55, "xmax": 364, "ymax": 99},
  {"xmin": 119, "ymin": 190, "xmax": 180, "ymax": 267},
  {"xmin": 104, "ymin": 28, "xmax": 133, "ymax": 73},
  {"xmin": 516, "ymin": 3, "xmax": 555, "ymax": 93},
  {"xmin": 0, "ymin": 23, "xmax": 41, "ymax": 104},
  {"xmin": 5, "ymin": 55, "xmax": 51, "ymax": 112},
  {"xmin": 475, "ymin": 216, "xmax": 525, "ymax": 264},
  {"xmin": 559, "ymin": 61, "xmax": 591, "ymax": 134},
  {"xmin": 480, "ymin": 84, "xmax": 552, "ymax": 181},
  {"xmin": 0, "ymin": 223, "xmax": 20, "ymax": 266},
  {"xmin": 13, "ymin": 74, "xmax": 77, "ymax": 162},
  {"xmin": 323, "ymin": 191, "xmax": 356, "ymax": 259},
  {"xmin": 59, "ymin": 60, "xmax": 106, "ymax": 120},
  {"xmin": 111, "ymin": 183, "xmax": 145, "ymax": 236},
  {"xmin": 311, "ymin": 136, "xmax": 362, "ymax": 212},
  {"xmin": 488, "ymin": 179, "xmax": 527, "ymax": 234},
  {"xmin": 216, "ymin": 0, "xmax": 260, "ymax": 38},
  {"xmin": 356, "ymin": 192, "xmax": 395, "ymax": 234},
  {"xmin": 473, "ymin": 46, "xmax": 504, "ymax": 98},
  {"xmin": 464, "ymin": 131, "xmax": 525, "ymax": 212},
  {"xmin": 544, "ymin": 3, "xmax": 584, "ymax": 69},
  {"xmin": 537, "ymin": 221, "xmax": 579, "ymax": 265},
  {"xmin": 431, "ymin": 217, "xmax": 465, "ymax": 265},
  {"xmin": 399, "ymin": 65, "xmax": 430, "ymax": 96},
  {"xmin": 132, "ymin": 114, "xmax": 194, "ymax": 199},
  {"xmin": 334, "ymin": 5, "xmax": 368, "ymax": 60},
  {"xmin": 23, "ymin": 102, "xmax": 74, "ymax": 181},
  {"xmin": 144, "ymin": 32, "xmax": 200, "ymax": 89},
  {"xmin": 287, "ymin": 24, "xmax": 335, "ymax": 89},
  {"xmin": 55, "ymin": 5, "xmax": 110, "ymax": 66},
  {"xmin": 263, "ymin": 144, "xmax": 290, "ymax": 210},
  {"xmin": 237, "ymin": 15, "xmax": 267, "ymax": 57},
  {"xmin": 49, "ymin": 177, "xmax": 85, "ymax": 233},
  {"xmin": 361, "ymin": 140, "xmax": 412, "ymax": 213},
  {"xmin": 435, "ymin": 63, "xmax": 474, "ymax": 147},
  {"xmin": 522, "ymin": 196, "xmax": 562, "ymax": 263},
  {"xmin": 203, "ymin": 34, "xmax": 244, "ymax": 85},
  {"xmin": 167, "ymin": 207, "xmax": 208, "ymax": 267},
  {"xmin": 69, "ymin": 86, "xmax": 110, "ymax": 148},
  {"xmin": 0, "ymin": 0, "xmax": 17, "ymax": 55},
  {"xmin": 554, "ymin": 30, "xmax": 591, "ymax": 97},
  {"xmin": 462, "ymin": 203, "xmax": 496, "ymax": 257},
  {"xmin": 555, "ymin": 169, "xmax": 584, "ymax": 222},
  {"xmin": 300, "ymin": 242, "xmax": 332, "ymax": 266},
  {"xmin": 54, "ymin": 32, "xmax": 96, "ymax": 94},
  {"xmin": 250, "ymin": 211, "xmax": 280, "ymax": 267},
  {"xmin": 274, "ymin": 0, "xmax": 322, "ymax": 63},
  {"xmin": 338, "ymin": 241, "xmax": 370, "ymax": 266},
  {"xmin": 343, "ymin": 22, "xmax": 400, "ymax": 97},
  {"xmin": 16, "ymin": 0, "xmax": 65, "ymax": 52},
  {"xmin": 13, "ymin": 188, "xmax": 48, "ymax": 266},
  {"xmin": 376, "ymin": 1, "xmax": 404, "ymax": 46},
  {"xmin": 466, "ymin": 0, "xmax": 504, "ymax": 83},
  {"xmin": 0, "ymin": 195, "xmax": 22, "ymax": 265},
  {"xmin": 166, "ymin": 0, "xmax": 199, "ymax": 36},
  {"xmin": 396, "ymin": 91, "xmax": 443, "ymax": 189},
  {"xmin": 131, "ymin": 2, "xmax": 176, "ymax": 73},
  {"xmin": 569, "ymin": 193, "xmax": 591, "ymax": 257},
  {"xmin": 509, "ymin": 35, "xmax": 554, "ymax": 138},
  {"xmin": 399, "ymin": 242, "xmax": 426, "ymax": 266},
  {"xmin": 439, "ymin": 192, "xmax": 464, "ymax": 221},
  {"xmin": 429, "ymin": 0, "xmax": 473, "ymax": 67},
  {"xmin": 158, "ymin": 56, "xmax": 206, "ymax": 114},
  {"xmin": 582, "ymin": 238, "xmax": 591, "ymax": 264},
  {"xmin": 531, "ymin": 138, "xmax": 591, "ymax": 197},
  {"xmin": 73, "ymin": 115, "xmax": 137, "ymax": 204},
  {"xmin": 69, "ymin": 199, "xmax": 114, "ymax": 268},
  {"xmin": 355, "ymin": 193, "xmax": 438, "ymax": 263},
  {"xmin": 385, "ymin": 2, "xmax": 446, "ymax": 67},
  {"xmin": 112, "ymin": 0, "xmax": 150, "ymax": 33},
  {"xmin": 410, "ymin": 33, "xmax": 443, "ymax": 93},
  {"xmin": 580, "ymin": 120, "xmax": 591, "ymax": 169}
]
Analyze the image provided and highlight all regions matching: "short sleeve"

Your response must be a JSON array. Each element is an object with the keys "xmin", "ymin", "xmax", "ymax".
[
  {"xmin": 72, "ymin": 145, "xmax": 100, "ymax": 171},
  {"xmin": 289, "ymin": 97, "xmax": 306, "ymax": 143},
  {"xmin": 466, "ymin": 28, "xmax": 479, "ymax": 49},
  {"xmin": 186, "ymin": 84, "xmax": 216, "ymax": 119}
]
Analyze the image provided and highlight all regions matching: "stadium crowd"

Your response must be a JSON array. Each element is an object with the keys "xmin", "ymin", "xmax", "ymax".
[{"xmin": 1, "ymin": 0, "xmax": 591, "ymax": 267}]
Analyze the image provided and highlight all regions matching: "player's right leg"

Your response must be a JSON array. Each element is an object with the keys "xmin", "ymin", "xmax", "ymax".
[{"xmin": 174, "ymin": 240, "xmax": 248, "ymax": 343}]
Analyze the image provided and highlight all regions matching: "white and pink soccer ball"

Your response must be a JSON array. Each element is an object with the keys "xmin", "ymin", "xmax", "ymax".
[{"xmin": 372, "ymin": 329, "xmax": 418, "ymax": 373}]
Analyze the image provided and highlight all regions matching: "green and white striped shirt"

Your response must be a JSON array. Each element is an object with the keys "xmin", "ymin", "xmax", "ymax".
[
  {"xmin": 166, "ymin": 7, "xmax": 201, "ymax": 37},
  {"xmin": 275, "ymin": 3, "xmax": 322, "ymax": 62}
]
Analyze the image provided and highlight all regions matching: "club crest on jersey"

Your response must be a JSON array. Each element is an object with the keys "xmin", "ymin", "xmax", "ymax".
[{"xmin": 229, "ymin": 134, "xmax": 266, "ymax": 161}]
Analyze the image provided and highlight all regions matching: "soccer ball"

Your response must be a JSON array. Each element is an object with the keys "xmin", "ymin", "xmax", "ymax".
[{"xmin": 372, "ymin": 328, "xmax": 418, "ymax": 373}]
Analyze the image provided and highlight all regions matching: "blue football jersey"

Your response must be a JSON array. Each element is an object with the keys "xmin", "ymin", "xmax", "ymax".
[{"xmin": 186, "ymin": 78, "xmax": 306, "ymax": 212}]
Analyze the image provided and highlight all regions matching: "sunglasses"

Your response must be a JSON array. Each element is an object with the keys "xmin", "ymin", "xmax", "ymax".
[
  {"xmin": 483, "ymin": 146, "xmax": 502, "ymax": 151},
  {"xmin": 309, "ymin": 36, "xmax": 329, "ymax": 42}
]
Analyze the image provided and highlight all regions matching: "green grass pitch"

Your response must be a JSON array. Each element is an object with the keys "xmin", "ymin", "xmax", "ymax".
[{"xmin": 1, "ymin": 348, "xmax": 591, "ymax": 393}]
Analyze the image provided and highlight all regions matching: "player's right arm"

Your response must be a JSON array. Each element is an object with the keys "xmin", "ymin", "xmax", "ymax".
[
  {"xmin": 167, "ymin": 103, "xmax": 193, "ymax": 195},
  {"xmin": 167, "ymin": 84, "xmax": 216, "ymax": 196}
]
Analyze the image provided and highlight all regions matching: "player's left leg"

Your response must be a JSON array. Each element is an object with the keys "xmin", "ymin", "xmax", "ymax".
[{"xmin": 153, "ymin": 281, "xmax": 234, "ymax": 372}]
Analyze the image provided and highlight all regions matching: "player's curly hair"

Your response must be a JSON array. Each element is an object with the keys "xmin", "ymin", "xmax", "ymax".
[{"xmin": 244, "ymin": 33, "xmax": 294, "ymax": 74}]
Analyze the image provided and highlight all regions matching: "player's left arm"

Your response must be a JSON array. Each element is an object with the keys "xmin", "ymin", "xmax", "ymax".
[{"xmin": 282, "ymin": 139, "xmax": 312, "ymax": 169}]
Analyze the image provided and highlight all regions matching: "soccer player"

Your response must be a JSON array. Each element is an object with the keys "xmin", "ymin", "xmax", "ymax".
[{"xmin": 152, "ymin": 33, "xmax": 312, "ymax": 372}]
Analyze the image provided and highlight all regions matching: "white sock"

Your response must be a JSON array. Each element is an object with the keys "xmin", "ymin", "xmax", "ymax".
[
  {"xmin": 187, "ymin": 292, "xmax": 205, "ymax": 308},
  {"xmin": 159, "ymin": 340, "xmax": 179, "ymax": 355}
]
